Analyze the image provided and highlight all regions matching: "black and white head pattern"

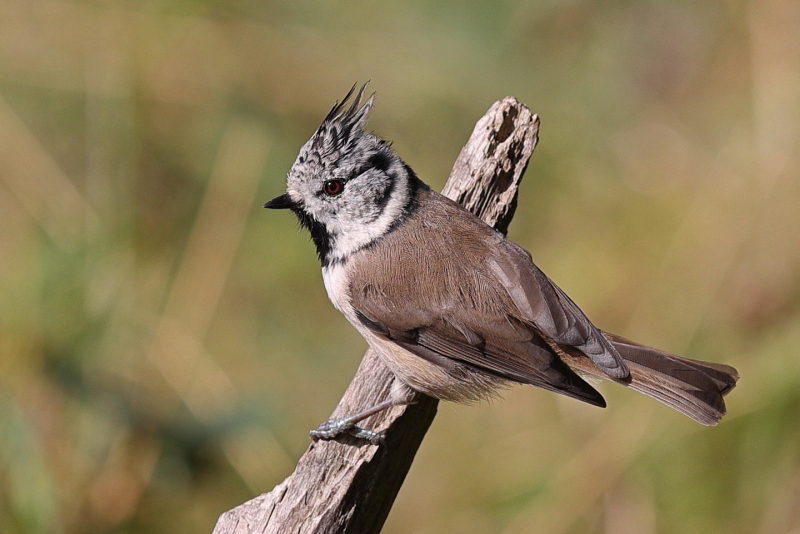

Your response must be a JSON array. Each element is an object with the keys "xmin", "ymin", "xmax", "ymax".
[{"xmin": 283, "ymin": 84, "xmax": 419, "ymax": 266}]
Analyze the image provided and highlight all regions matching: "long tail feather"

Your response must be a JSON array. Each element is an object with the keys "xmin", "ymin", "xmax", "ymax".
[{"xmin": 563, "ymin": 332, "xmax": 739, "ymax": 425}]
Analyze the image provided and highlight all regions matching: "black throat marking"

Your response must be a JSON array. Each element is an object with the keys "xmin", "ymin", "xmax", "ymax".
[{"xmin": 292, "ymin": 208, "xmax": 334, "ymax": 266}]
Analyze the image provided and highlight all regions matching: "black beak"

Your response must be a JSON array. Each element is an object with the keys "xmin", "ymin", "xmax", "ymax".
[{"xmin": 263, "ymin": 193, "xmax": 296, "ymax": 210}]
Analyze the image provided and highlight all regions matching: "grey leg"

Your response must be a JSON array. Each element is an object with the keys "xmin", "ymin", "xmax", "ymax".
[
  {"xmin": 310, "ymin": 380, "xmax": 421, "ymax": 445},
  {"xmin": 310, "ymin": 399, "xmax": 395, "ymax": 445}
]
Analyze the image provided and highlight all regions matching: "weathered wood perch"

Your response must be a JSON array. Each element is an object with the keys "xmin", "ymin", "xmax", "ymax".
[{"xmin": 212, "ymin": 97, "xmax": 540, "ymax": 534}]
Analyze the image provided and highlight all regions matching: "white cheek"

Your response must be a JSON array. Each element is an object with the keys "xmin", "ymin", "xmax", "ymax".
[{"xmin": 326, "ymin": 179, "xmax": 409, "ymax": 262}]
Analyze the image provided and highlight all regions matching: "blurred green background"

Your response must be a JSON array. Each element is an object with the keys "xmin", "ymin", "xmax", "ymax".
[{"xmin": 1, "ymin": 0, "xmax": 799, "ymax": 532}]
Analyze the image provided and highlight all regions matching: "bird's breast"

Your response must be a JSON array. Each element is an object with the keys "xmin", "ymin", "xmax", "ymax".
[{"xmin": 321, "ymin": 262, "xmax": 351, "ymax": 314}]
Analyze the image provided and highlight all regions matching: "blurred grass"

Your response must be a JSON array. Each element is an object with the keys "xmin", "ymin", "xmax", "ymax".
[{"xmin": 0, "ymin": 0, "xmax": 799, "ymax": 533}]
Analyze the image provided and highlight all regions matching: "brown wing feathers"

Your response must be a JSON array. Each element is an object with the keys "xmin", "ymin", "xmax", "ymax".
[
  {"xmin": 355, "ymin": 309, "xmax": 607, "ymax": 407},
  {"xmin": 490, "ymin": 240, "xmax": 630, "ymax": 379}
]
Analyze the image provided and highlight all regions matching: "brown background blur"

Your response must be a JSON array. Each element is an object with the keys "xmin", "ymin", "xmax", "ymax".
[{"xmin": 1, "ymin": 1, "xmax": 799, "ymax": 533}]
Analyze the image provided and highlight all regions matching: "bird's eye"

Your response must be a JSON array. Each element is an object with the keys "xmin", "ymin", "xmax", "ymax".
[{"xmin": 324, "ymin": 180, "xmax": 344, "ymax": 196}]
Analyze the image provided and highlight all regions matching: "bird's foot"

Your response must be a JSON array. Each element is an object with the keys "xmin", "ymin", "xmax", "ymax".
[{"xmin": 310, "ymin": 417, "xmax": 385, "ymax": 446}]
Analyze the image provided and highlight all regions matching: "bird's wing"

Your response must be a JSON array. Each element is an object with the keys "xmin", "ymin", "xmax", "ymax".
[
  {"xmin": 349, "ymin": 265, "xmax": 606, "ymax": 407},
  {"xmin": 487, "ymin": 239, "xmax": 630, "ymax": 379},
  {"xmin": 346, "ymin": 187, "xmax": 623, "ymax": 402}
]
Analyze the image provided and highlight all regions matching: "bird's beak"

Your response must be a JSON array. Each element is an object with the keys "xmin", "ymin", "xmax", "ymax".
[{"xmin": 263, "ymin": 193, "xmax": 297, "ymax": 210}]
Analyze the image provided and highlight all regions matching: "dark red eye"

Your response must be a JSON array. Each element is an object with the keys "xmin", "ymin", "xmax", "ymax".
[{"xmin": 324, "ymin": 180, "xmax": 343, "ymax": 196}]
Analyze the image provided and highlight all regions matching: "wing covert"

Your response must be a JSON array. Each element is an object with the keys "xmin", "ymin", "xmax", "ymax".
[{"xmin": 489, "ymin": 240, "xmax": 630, "ymax": 379}]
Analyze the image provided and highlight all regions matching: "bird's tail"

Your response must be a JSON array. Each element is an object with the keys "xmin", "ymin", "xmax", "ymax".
[{"xmin": 565, "ymin": 332, "xmax": 739, "ymax": 425}]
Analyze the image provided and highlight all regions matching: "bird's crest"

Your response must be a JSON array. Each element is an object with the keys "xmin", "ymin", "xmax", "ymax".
[{"xmin": 312, "ymin": 83, "xmax": 375, "ymax": 154}]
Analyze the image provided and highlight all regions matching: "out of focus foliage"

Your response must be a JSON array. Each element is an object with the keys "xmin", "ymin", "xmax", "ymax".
[{"xmin": 1, "ymin": 1, "xmax": 799, "ymax": 533}]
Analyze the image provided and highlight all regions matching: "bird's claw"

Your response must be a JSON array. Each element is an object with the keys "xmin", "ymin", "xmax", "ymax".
[
  {"xmin": 346, "ymin": 426, "xmax": 386, "ymax": 446},
  {"xmin": 310, "ymin": 418, "xmax": 384, "ymax": 446}
]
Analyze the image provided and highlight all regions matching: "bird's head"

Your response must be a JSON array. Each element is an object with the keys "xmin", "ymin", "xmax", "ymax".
[{"xmin": 265, "ymin": 84, "xmax": 419, "ymax": 266}]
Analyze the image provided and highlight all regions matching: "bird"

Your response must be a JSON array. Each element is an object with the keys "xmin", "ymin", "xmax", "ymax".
[{"xmin": 264, "ymin": 84, "xmax": 739, "ymax": 444}]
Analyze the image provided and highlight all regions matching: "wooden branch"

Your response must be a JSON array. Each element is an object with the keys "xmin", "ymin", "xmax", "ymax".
[
  {"xmin": 212, "ymin": 97, "xmax": 540, "ymax": 534},
  {"xmin": 442, "ymin": 97, "xmax": 539, "ymax": 236}
]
